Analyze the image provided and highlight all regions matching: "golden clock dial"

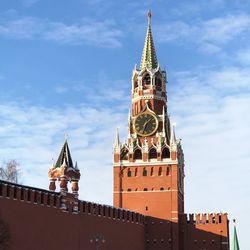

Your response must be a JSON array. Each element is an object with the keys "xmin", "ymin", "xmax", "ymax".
[{"xmin": 134, "ymin": 113, "xmax": 158, "ymax": 136}]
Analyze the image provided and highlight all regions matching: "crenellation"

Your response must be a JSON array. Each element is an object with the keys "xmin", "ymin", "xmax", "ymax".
[
  {"xmin": 0, "ymin": 180, "xmax": 61, "ymax": 209},
  {"xmin": 184, "ymin": 213, "xmax": 228, "ymax": 225},
  {"xmin": 72, "ymin": 201, "xmax": 145, "ymax": 224}
]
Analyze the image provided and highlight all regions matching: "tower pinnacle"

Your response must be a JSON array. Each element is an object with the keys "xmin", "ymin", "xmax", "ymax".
[{"xmin": 140, "ymin": 10, "xmax": 158, "ymax": 70}]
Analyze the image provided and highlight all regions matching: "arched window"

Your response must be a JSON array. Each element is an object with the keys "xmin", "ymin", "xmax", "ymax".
[
  {"xmin": 158, "ymin": 167, "xmax": 162, "ymax": 176},
  {"xmin": 155, "ymin": 73, "xmax": 162, "ymax": 91},
  {"xmin": 134, "ymin": 149, "xmax": 142, "ymax": 160},
  {"xmin": 143, "ymin": 188, "xmax": 148, "ymax": 191},
  {"xmin": 143, "ymin": 73, "xmax": 151, "ymax": 85},
  {"xmin": 127, "ymin": 168, "xmax": 132, "ymax": 177},
  {"xmin": 120, "ymin": 148, "xmax": 129, "ymax": 160},
  {"xmin": 160, "ymin": 187, "xmax": 164, "ymax": 191},
  {"xmin": 162, "ymin": 147, "xmax": 170, "ymax": 159},
  {"xmin": 143, "ymin": 167, "xmax": 147, "ymax": 176},
  {"xmin": 127, "ymin": 188, "xmax": 132, "ymax": 192},
  {"xmin": 149, "ymin": 148, "xmax": 157, "ymax": 159}
]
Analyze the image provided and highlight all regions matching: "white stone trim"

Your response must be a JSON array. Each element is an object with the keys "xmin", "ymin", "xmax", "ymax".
[
  {"xmin": 132, "ymin": 95, "xmax": 166, "ymax": 103},
  {"xmin": 113, "ymin": 160, "xmax": 178, "ymax": 167}
]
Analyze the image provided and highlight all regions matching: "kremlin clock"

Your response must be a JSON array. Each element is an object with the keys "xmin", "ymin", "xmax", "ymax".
[{"xmin": 134, "ymin": 113, "xmax": 158, "ymax": 136}]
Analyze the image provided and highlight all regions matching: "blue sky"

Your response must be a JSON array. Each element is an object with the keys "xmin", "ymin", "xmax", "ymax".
[{"xmin": 0, "ymin": 0, "xmax": 250, "ymax": 248}]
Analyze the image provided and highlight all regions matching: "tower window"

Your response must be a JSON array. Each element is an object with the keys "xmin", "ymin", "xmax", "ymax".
[
  {"xmin": 219, "ymin": 215, "xmax": 222, "ymax": 223},
  {"xmin": 127, "ymin": 188, "xmax": 132, "ymax": 192},
  {"xmin": 160, "ymin": 187, "xmax": 164, "ymax": 191},
  {"xmin": 120, "ymin": 148, "xmax": 129, "ymax": 160},
  {"xmin": 134, "ymin": 149, "xmax": 142, "ymax": 160},
  {"xmin": 166, "ymin": 167, "xmax": 170, "ymax": 176},
  {"xmin": 143, "ymin": 168, "xmax": 147, "ymax": 176},
  {"xmin": 150, "ymin": 167, "xmax": 154, "ymax": 176},
  {"xmin": 155, "ymin": 74, "xmax": 162, "ymax": 91},
  {"xmin": 143, "ymin": 188, "xmax": 148, "ymax": 191},
  {"xmin": 127, "ymin": 168, "xmax": 132, "ymax": 177},
  {"xmin": 143, "ymin": 73, "xmax": 151, "ymax": 85},
  {"xmin": 158, "ymin": 167, "xmax": 162, "ymax": 176},
  {"xmin": 149, "ymin": 148, "xmax": 157, "ymax": 159},
  {"xmin": 145, "ymin": 206, "xmax": 148, "ymax": 211},
  {"xmin": 162, "ymin": 147, "xmax": 170, "ymax": 159}
]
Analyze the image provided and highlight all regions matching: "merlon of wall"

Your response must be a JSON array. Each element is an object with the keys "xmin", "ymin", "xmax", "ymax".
[{"xmin": 182, "ymin": 213, "xmax": 228, "ymax": 225}]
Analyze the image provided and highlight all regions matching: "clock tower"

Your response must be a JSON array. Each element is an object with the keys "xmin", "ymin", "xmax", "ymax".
[{"xmin": 113, "ymin": 9, "xmax": 185, "ymax": 228}]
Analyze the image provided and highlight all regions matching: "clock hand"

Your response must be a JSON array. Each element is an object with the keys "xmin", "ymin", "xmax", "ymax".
[{"xmin": 142, "ymin": 117, "xmax": 153, "ymax": 132}]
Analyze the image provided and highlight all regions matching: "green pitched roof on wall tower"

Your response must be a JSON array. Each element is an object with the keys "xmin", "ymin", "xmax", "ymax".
[
  {"xmin": 140, "ymin": 10, "xmax": 158, "ymax": 70},
  {"xmin": 232, "ymin": 219, "xmax": 240, "ymax": 250},
  {"xmin": 55, "ymin": 139, "xmax": 74, "ymax": 169}
]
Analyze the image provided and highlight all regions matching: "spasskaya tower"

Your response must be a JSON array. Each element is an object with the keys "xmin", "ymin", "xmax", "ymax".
[{"xmin": 113, "ymin": 10, "xmax": 185, "ymax": 225}]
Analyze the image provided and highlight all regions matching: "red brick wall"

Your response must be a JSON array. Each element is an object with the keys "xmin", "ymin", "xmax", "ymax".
[{"xmin": 0, "ymin": 181, "xmax": 145, "ymax": 250}]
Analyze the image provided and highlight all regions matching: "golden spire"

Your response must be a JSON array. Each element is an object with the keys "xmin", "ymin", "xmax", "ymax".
[{"xmin": 140, "ymin": 10, "xmax": 158, "ymax": 70}]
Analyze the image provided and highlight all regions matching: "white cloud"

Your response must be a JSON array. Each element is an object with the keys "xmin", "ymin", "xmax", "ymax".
[
  {"xmin": 169, "ymin": 66, "xmax": 250, "ymax": 249},
  {"xmin": 201, "ymin": 14, "xmax": 250, "ymax": 43},
  {"xmin": 54, "ymin": 78, "xmax": 130, "ymax": 108},
  {"xmin": 237, "ymin": 48, "xmax": 250, "ymax": 65},
  {"xmin": 0, "ymin": 101, "xmax": 128, "ymax": 204},
  {"xmin": 0, "ymin": 17, "xmax": 123, "ymax": 48},
  {"xmin": 156, "ymin": 13, "xmax": 250, "ymax": 54}
]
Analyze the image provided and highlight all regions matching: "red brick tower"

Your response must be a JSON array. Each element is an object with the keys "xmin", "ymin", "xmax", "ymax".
[
  {"xmin": 113, "ymin": 11, "xmax": 230, "ymax": 250},
  {"xmin": 113, "ymin": 9, "xmax": 184, "ymax": 226}
]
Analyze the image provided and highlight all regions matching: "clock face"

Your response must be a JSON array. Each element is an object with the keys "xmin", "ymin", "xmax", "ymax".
[{"xmin": 134, "ymin": 113, "xmax": 158, "ymax": 136}]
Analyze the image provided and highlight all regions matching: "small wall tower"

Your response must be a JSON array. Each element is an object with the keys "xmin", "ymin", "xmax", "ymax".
[{"xmin": 48, "ymin": 139, "xmax": 80, "ymax": 196}]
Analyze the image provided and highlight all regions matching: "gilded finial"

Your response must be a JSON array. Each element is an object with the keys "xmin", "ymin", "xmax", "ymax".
[{"xmin": 148, "ymin": 9, "xmax": 152, "ymax": 24}]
